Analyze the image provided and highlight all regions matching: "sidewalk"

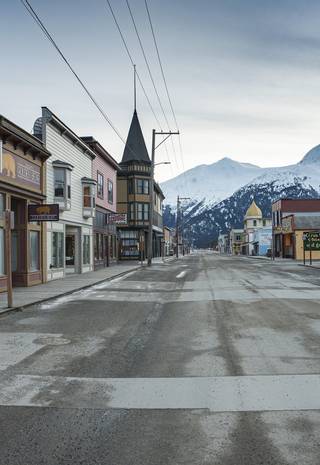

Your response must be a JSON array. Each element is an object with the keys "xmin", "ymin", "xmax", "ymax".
[
  {"xmin": 0, "ymin": 262, "xmax": 142, "ymax": 316},
  {"xmin": 0, "ymin": 256, "xmax": 178, "ymax": 316}
]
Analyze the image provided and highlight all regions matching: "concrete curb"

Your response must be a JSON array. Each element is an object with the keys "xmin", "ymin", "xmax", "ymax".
[{"xmin": 0, "ymin": 266, "xmax": 142, "ymax": 318}]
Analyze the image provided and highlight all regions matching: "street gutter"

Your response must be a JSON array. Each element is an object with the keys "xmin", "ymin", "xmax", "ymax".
[{"xmin": 0, "ymin": 265, "xmax": 142, "ymax": 318}]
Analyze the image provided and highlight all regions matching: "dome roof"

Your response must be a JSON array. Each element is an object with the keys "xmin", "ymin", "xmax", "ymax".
[{"xmin": 245, "ymin": 200, "xmax": 262, "ymax": 218}]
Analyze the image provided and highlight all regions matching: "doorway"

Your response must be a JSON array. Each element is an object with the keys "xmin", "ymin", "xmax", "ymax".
[{"xmin": 65, "ymin": 226, "xmax": 80, "ymax": 274}]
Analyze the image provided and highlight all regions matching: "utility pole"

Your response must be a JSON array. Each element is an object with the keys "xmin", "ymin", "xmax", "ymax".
[
  {"xmin": 175, "ymin": 196, "xmax": 190, "ymax": 259},
  {"xmin": 147, "ymin": 130, "xmax": 179, "ymax": 266}
]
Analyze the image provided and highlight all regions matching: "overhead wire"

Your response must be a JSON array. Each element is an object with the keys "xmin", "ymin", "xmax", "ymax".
[
  {"xmin": 105, "ymin": 0, "xmax": 174, "ymax": 176},
  {"xmin": 144, "ymin": 0, "xmax": 187, "ymax": 188},
  {"xmin": 20, "ymin": 0, "xmax": 133, "ymax": 155}
]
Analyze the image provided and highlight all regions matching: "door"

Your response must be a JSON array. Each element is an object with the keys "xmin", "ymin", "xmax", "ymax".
[{"xmin": 65, "ymin": 227, "xmax": 80, "ymax": 273}]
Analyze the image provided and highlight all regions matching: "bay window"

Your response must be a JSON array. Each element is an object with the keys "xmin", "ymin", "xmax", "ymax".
[
  {"xmin": 137, "ymin": 203, "xmax": 149, "ymax": 221},
  {"xmin": 53, "ymin": 161, "xmax": 73, "ymax": 210},
  {"xmin": 82, "ymin": 177, "xmax": 96, "ymax": 218}
]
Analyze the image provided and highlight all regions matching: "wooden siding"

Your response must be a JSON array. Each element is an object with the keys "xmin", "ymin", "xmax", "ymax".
[
  {"xmin": 93, "ymin": 152, "xmax": 117, "ymax": 212},
  {"xmin": 45, "ymin": 123, "xmax": 93, "ymax": 226}
]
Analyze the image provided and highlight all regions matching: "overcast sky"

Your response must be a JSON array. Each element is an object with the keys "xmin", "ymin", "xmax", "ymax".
[{"xmin": 2, "ymin": 0, "xmax": 320, "ymax": 182}]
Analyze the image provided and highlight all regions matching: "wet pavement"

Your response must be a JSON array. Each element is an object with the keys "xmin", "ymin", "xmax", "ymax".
[{"xmin": 1, "ymin": 251, "xmax": 320, "ymax": 464}]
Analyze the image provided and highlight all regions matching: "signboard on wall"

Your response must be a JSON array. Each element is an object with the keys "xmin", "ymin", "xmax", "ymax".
[
  {"xmin": 1, "ymin": 149, "xmax": 41, "ymax": 190},
  {"xmin": 108, "ymin": 213, "xmax": 127, "ymax": 225},
  {"xmin": 303, "ymin": 232, "xmax": 320, "ymax": 251},
  {"xmin": 28, "ymin": 204, "xmax": 59, "ymax": 222}
]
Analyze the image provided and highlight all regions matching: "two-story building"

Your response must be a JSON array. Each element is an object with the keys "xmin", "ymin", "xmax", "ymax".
[
  {"xmin": 34, "ymin": 107, "xmax": 96, "ymax": 280},
  {"xmin": 0, "ymin": 115, "xmax": 50, "ymax": 290},
  {"xmin": 116, "ymin": 110, "xmax": 164, "ymax": 260},
  {"xmin": 242, "ymin": 200, "xmax": 271, "ymax": 255},
  {"xmin": 272, "ymin": 198, "xmax": 320, "ymax": 258},
  {"xmin": 81, "ymin": 136, "xmax": 119, "ymax": 268}
]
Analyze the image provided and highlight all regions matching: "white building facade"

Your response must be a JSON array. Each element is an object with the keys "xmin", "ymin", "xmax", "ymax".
[{"xmin": 34, "ymin": 107, "xmax": 96, "ymax": 281}]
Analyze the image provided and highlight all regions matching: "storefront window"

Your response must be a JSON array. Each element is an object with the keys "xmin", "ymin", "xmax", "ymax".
[
  {"xmin": 52, "ymin": 232, "xmax": 64, "ymax": 268},
  {"xmin": 0, "ymin": 228, "xmax": 4, "ymax": 275},
  {"xmin": 29, "ymin": 230, "xmax": 39, "ymax": 271},
  {"xmin": 0, "ymin": 194, "xmax": 5, "ymax": 216},
  {"xmin": 83, "ymin": 235, "xmax": 90, "ymax": 265},
  {"xmin": 11, "ymin": 231, "xmax": 18, "ymax": 272}
]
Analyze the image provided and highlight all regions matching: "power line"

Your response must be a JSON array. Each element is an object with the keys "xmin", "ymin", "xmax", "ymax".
[
  {"xmin": 20, "ymin": 0, "xmax": 130, "ymax": 151},
  {"xmin": 125, "ymin": 0, "xmax": 180, "ymax": 172},
  {"xmin": 105, "ymin": 0, "xmax": 174, "ymax": 175},
  {"xmin": 144, "ymin": 0, "xmax": 186, "ymax": 173}
]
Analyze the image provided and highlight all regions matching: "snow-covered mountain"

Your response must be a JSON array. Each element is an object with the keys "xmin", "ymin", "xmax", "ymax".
[
  {"xmin": 161, "ymin": 157, "xmax": 264, "ymax": 206},
  {"xmin": 162, "ymin": 145, "xmax": 320, "ymax": 247}
]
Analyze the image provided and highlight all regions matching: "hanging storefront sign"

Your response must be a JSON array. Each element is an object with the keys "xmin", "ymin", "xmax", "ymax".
[
  {"xmin": 28, "ymin": 204, "xmax": 59, "ymax": 222},
  {"xmin": 108, "ymin": 213, "xmax": 127, "ymax": 225},
  {"xmin": 303, "ymin": 231, "xmax": 320, "ymax": 250}
]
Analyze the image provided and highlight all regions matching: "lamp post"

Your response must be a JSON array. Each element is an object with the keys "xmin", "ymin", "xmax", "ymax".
[
  {"xmin": 176, "ymin": 196, "xmax": 190, "ymax": 258},
  {"xmin": 147, "ymin": 130, "xmax": 179, "ymax": 266}
]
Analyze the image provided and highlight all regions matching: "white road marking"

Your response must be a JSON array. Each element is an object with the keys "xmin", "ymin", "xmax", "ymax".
[
  {"xmin": 176, "ymin": 270, "xmax": 188, "ymax": 279},
  {"xmin": 1, "ymin": 374, "xmax": 320, "ymax": 412}
]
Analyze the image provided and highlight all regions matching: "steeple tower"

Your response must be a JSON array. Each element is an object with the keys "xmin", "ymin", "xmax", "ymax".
[{"xmin": 120, "ymin": 65, "xmax": 150, "ymax": 165}]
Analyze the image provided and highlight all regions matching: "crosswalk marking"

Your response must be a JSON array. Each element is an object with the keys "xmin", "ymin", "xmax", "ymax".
[{"xmin": 1, "ymin": 374, "xmax": 320, "ymax": 412}]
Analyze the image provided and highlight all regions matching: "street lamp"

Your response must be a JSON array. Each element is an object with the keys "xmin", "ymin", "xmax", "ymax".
[
  {"xmin": 176, "ymin": 196, "xmax": 190, "ymax": 258},
  {"xmin": 148, "ymin": 130, "xmax": 179, "ymax": 266}
]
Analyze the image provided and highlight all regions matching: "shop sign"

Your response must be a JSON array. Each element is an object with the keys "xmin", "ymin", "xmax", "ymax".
[
  {"xmin": 108, "ymin": 213, "xmax": 127, "ymax": 225},
  {"xmin": 1, "ymin": 149, "xmax": 41, "ymax": 189},
  {"xmin": 28, "ymin": 204, "xmax": 59, "ymax": 222},
  {"xmin": 281, "ymin": 216, "xmax": 293, "ymax": 233},
  {"xmin": 303, "ymin": 231, "xmax": 320, "ymax": 251}
]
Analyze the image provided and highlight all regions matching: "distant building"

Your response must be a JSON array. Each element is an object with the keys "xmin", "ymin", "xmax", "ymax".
[
  {"xmin": 229, "ymin": 228, "xmax": 244, "ymax": 255},
  {"xmin": 252, "ymin": 227, "xmax": 272, "ymax": 256},
  {"xmin": 116, "ymin": 110, "xmax": 164, "ymax": 260},
  {"xmin": 272, "ymin": 198, "xmax": 320, "ymax": 258},
  {"xmin": 218, "ymin": 233, "xmax": 229, "ymax": 253},
  {"xmin": 242, "ymin": 200, "xmax": 271, "ymax": 255},
  {"xmin": 163, "ymin": 226, "xmax": 174, "ymax": 256}
]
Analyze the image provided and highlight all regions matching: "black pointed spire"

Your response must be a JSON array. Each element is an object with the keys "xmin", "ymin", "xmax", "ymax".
[{"xmin": 121, "ymin": 110, "xmax": 151, "ymax": 164}]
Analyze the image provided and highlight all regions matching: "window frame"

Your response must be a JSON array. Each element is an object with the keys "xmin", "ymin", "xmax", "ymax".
[
  {"xmin": 107, "ymin": 179, "xmax": 113, "ymax": 204},
  {"xmin": 51, "ymin": 231, "xmax": 64, "ymax": 269},
  {"xmin": 97, "ymin": 171, "xmax": 104, "ymax": 199}
]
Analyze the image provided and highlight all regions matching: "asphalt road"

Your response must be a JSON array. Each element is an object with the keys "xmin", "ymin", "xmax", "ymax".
[{"xmin": 1, "ymin": 251, "xmax": 320, "ymax": 464}]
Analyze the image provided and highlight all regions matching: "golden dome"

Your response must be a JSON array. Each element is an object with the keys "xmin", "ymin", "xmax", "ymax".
[{"xmin": 245, "ymin": 200, "xmax": 262, "ymax": 218}]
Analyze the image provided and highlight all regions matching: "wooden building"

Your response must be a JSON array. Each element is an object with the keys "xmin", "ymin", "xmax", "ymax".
[
  {"xmin": 272, "ymin": 198, "xmax": 320, "ymax": 258},
  {"xmin": 34, "ymin": 107, "xmax": 96, "ymax": 280},
  {"xmin": 81, "ymin": 136, "xmax": 120, "ymax": 269},
  {"xmin": 117, "ymin": 110, "xmax": 164, "ymax": 260},
  {"xmin": 0, "ymin": 115, "xmax": 50, "ymax": 290}
]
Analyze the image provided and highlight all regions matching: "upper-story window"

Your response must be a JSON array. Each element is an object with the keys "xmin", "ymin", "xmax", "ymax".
[
  {"xmin": 97, "ymin": 172, "xmax": 104, "ymax": 199},
  {"xmin": 52, "ymin": 161, "xmax": 73, "ymax": 211},
  {"xmin": 137, "ymin": 203, "xmax": 149, "ymax": 221},
  {"xmin": 236, "ymin": 234, "xmax": 241, "ymax": 241},
  {"xmin": 137, "ymin": 179, "xmax": 149, "ymax": 195},
  {"xmin": 82, "ymin": 177, "xmax": 96, "ymax": 218},
  {"xmin": 253, "ymin": 220, "xmax": 257, "ymax": 227},
  {"xmin": 108, "ymin": 179, "xmax": 113, "ymax": 204}
]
